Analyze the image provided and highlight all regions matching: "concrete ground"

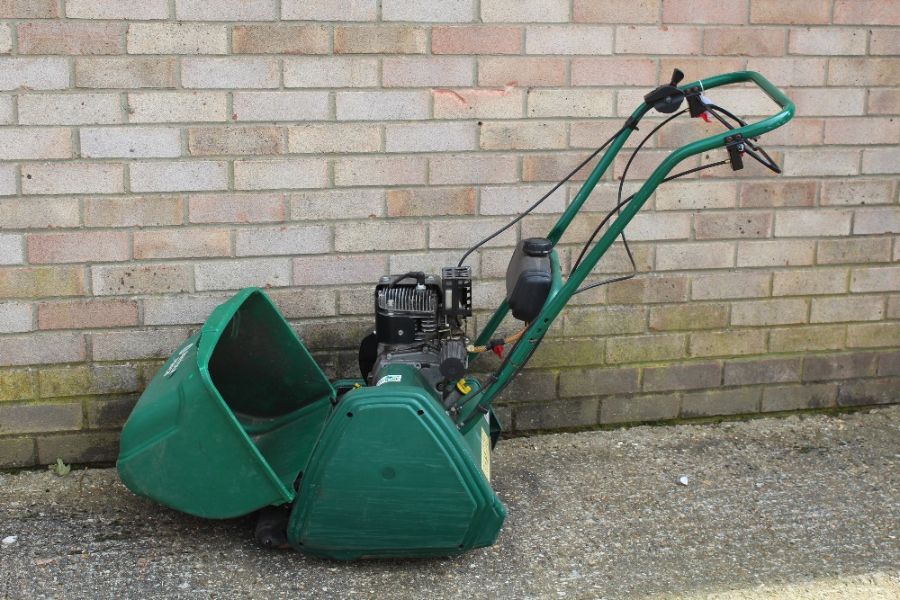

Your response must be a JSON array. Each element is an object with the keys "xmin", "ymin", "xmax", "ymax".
[{"xmin": 1, "ymin": 406, "xmax": 898, "ymax": 600}]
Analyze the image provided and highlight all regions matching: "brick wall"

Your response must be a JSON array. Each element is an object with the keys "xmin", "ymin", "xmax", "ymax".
[{"xmin": 0, "ymin": 0, "xmax": 898, "ymax": 467}]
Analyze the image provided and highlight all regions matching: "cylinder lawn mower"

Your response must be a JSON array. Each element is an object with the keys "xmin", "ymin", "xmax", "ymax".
[{"xmin": 117, "ymin": 71, "xmax": 794, "ymax": 559}]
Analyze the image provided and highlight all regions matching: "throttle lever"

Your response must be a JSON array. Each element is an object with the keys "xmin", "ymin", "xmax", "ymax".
[{"xmin": 644, "ymin": 68, "xmax": 686, "ymax": 114}]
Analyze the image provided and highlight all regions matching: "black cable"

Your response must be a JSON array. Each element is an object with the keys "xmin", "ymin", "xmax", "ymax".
[
  {"xmin": 571, "ymin": 110, "xmax": 687, "ymax": 277},
  {"xmin": 594, "ymin": 109, "xmax": 688, "ymax": 292},
  {"xmin": 704, "ymin": 103, "xmax": 747, "ymax": 128},
  {"xmin": 456, "ymin": 124, "xmax": 629, "ymax": 268},
  {"xmin": 455, "ymin": 108, "xmax": 742, "ymax": 419},
  {"xmin": 457, "ymin": 100, "xmax": 776, "ymax": 422},
  {"xmin": 571, "ymin": 159, "xmax": 729, "ymax": 294},
  {"xmin": 388, "ymin": 271, "xmax": 424, "ymax": 286},
  {"xmin": 453, "ymin": 164, "xmax": 734, "ymax": 418}
]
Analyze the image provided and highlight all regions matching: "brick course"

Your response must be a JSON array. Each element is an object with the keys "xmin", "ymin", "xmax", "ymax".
[{"xmin": 0, "ymin": 2, "xmax": 897, "ymax": 467}]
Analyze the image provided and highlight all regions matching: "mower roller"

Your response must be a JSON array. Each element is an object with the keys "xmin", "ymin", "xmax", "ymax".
[{"xmin": 117, "ymin": 71, "xmax": 794, "ymax": 559}]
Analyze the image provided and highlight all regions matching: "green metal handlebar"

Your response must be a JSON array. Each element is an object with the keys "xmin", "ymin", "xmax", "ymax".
[{"xmin": 458, "ymin": 71, "xmax": 794, "ymax": 432}]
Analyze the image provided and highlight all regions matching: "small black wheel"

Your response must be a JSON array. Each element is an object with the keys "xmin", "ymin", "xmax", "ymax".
[{"xmin": 254, "ymin": 506, "xmax": 290, "ymax": 550}]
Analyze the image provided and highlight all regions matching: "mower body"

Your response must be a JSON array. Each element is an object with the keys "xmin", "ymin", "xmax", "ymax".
[
  {"xmin": 117, "ymin": 71, "xmax": 795, "ymax": 559},
  {"xmin": 118, "ymin": 288, "xmax": 503, "ymax": 559}
]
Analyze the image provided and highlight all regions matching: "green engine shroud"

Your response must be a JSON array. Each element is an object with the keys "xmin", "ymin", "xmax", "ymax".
[{"xmin": 289, "ymin": 364, "xmax": 504, "ymax": 559}]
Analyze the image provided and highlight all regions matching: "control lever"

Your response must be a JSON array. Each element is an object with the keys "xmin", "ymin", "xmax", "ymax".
[{"xmin": 644, "ymin": 68, "xmax": 686, "ymax": 114}]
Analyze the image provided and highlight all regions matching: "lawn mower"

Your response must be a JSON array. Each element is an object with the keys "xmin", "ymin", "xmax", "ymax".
[{"xmin": 117, "ymin": 70, "xmax": 794, "ymax": 559}]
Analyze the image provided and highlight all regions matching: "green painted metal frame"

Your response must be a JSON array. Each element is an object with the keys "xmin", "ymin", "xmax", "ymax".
[{"xmin": 458, "ymin": 71, "xmax": 795, "ymax": 432}]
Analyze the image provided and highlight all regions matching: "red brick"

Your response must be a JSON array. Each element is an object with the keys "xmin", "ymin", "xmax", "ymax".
[
  {"xmin": 481, "ymin": 0, "xmax": 568, "ymax": 23},
  {"xmin": 17, "ymin": 22, "xmax": 124, "ymax": 55},
  {"xmin": 817, "ymin": 238, "xmax": 892, "ymax": 265},
  {"xmin": 791, "ymin": 88, "xmax": 866, "ymax": 117},
  {"xmin": 134, "ymin": 229, "xmax": 231, "ymax": 259},
  {"xmin": 430, "ymin": 155, "xmax": 517, "ymax": 185},
  {"xmin": 760, "ymin": 118, "xmax": 823, "ymax": 146},
  {"xmin": 607, "ymin": 276, "xmax": 689, "ymax": 304},
  {"xmin": 382, "ymin": 1, "xmax": 474, "ymax": 22},
  {"xmin": 871, "ymin": 29, "xmax": 900, "ymax": 55},
  {"xmin": 0, "ymin": 266, "xmax": 85, "ymax": 299},
  {"xmin": 232, "ymin": 24, "xmax": 329, "ymax": 55},
  {"xmin": 616, "ymin": 26, "xmax": 701, "ymax": 55},
  {"xmin": 84, "ymin": 196, "xmax": 183, "ymax": 228},
  {"xmin": 821, "ymin": 180, "xmax": 893, "ymax": 206},
  {"xmin": 188, "ymin": 126, "xmax": 283, "ymax": 156},
  {"xmin": 745, "ymin": 58, "xmax": 827, "ymax": 87},
  {"xmin": 828, "ymin": 58, "xmax": 900, "ymax": 87},
  {"xmin": 724, "ymin": 358, "xmax": 802, "ymax": 386},
  {"xmin": 291, "ymin": 189, "xmax": 384, "ymax": 220},
  {"xmin": 664, "ymin": 0, "xmax": 745, "ymax": 24},
  {"xmin": 824, "ymin": 117, "xmax": 900, "ymax": 145},
  {"xmin": 382, "ymin": 56, "xmax": 474, "ymax": 87},
  {"xmin": 705, "ymin": 27, "xmax": 785, "ymax": 56},
  {"xmin": 868, "ymin": 89, "xmax": 900, "ymax": 115},
  {"xmin": 282, "ymin": 0, "xmax": 374, "ymax": 21},
  {"xmin": 0, "ymin": 402, "xmax": 83, "ymax": 434},
  {"xmin": 478, "ymin": 57, "xmax": 565, "ymax": 87},
  {"xmin": 480, "ymin": 121, "xmax": 566, "ymax": 151},
  {"xmin": 683, "ymin": 388, "xmax": 762, "ymax": 418},
  {"xmin": 37, "ymin": 300, "xmax": 138, "ymax": 330},
  {"xmin": 571, "ymin": 57, "xmax": 656, "ymax": 86},
  {"xmin": 293, "ymin": 254, "xmax": 387, "ymax": 286},
  {"xmin": 189, "ymin": 193, "xmax": 285, "ymax": 224},
  {"xmin": 92, "ymin": 328, "xmax": 190, "ymax": 361},
  {"xmin": 75, "ymin": 57, "xmax": 177, "ymax": 89},
  {"xmin": 523, "ymin": 152, "xmax": 595, "ymax": 182},
  {"xmin": 0, "ymin": 198, "xmax": 79, "ymax": 230},
  {"xmin": 643, "ymin": 362, "xmax": 722, "ymax": 392},
  {"xmin": 789, "ymin": 28, "xmax": 867, "ymax": 55},
  {"xmin": 27, "ymin": 232, "xmax": 130, "ymax": 264},
  {"xmin": 526, "ymin": 25, "xmax": 614, "ymax": 54},
  {"xmin": 387, "ymin": 188, "xmax": 475, "ymax": 217},
  {"xmin": 92, "ymin": 264, "xmax": 192, "ymax": 296},
  {"xmin": 0, "ymin": 332, "xmax": 84, "ymax": 367},
  {"xmin": 0, "ymin": 0, "xmax": 57, "ymax": 17},
  {"xmin": 750, "ymin": 0, "xmax": 830, "ymax": 24},
  {"xmin": 575, "ymin": 0, "xmax": 659, "ymax": 23},
  {"xmin": 695, "ymin": 212, "xmax": 772, "ymax": 239},
  {"xmin": 432, "ymin": 26, "xmax": 520, "ymax": 54},
  {"xmin": 334, "ymin": 25, "xmax": 426, "ymax": 54},
  {"xmin": 334, "ymin": 156, "xmax": 426, "ymax": 187},
  {"xmin": 834, "ymin": 0, "xmax": 900, "ymax": 25},
  {"xmin": 69, "ymin": 0, "xmax": 168, "ymax": 19}
]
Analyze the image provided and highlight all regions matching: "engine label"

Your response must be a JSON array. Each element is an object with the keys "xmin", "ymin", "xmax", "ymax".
[
  {"xmin": 376, "ymin": 374, "xmax": 402, "ymax": 386},
  {"xmin": 481, "ymin": 428, "xmax": 491, "ymax": 481}
]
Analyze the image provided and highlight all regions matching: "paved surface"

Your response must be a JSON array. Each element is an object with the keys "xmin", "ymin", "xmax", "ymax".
[{"xmin": 1, "ymin": 407, "xmax": 898, "ymax": 599}]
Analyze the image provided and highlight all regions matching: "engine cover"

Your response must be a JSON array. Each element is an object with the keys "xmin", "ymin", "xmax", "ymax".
[{"xmin": 286, "ymin": 364, "xmax": 504, "ymax": 560}]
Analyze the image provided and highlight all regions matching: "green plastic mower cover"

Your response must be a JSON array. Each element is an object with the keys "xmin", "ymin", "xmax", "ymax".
[
  {"xmin": 117, "ymin": 288, "xmax": 336, "ymax": 519},
  {"xmin": 117, "ymin": 287, "xmax": 504, "ymax": 559},
  {"xmin": 286, "ymin": 363, "xmax": 505, "ymax": 559}
]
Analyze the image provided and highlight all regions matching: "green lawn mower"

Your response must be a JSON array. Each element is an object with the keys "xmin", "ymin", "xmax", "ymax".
[{"xmin": 117, "ymin": 70, "xmax": 794, "ymax": 559}]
